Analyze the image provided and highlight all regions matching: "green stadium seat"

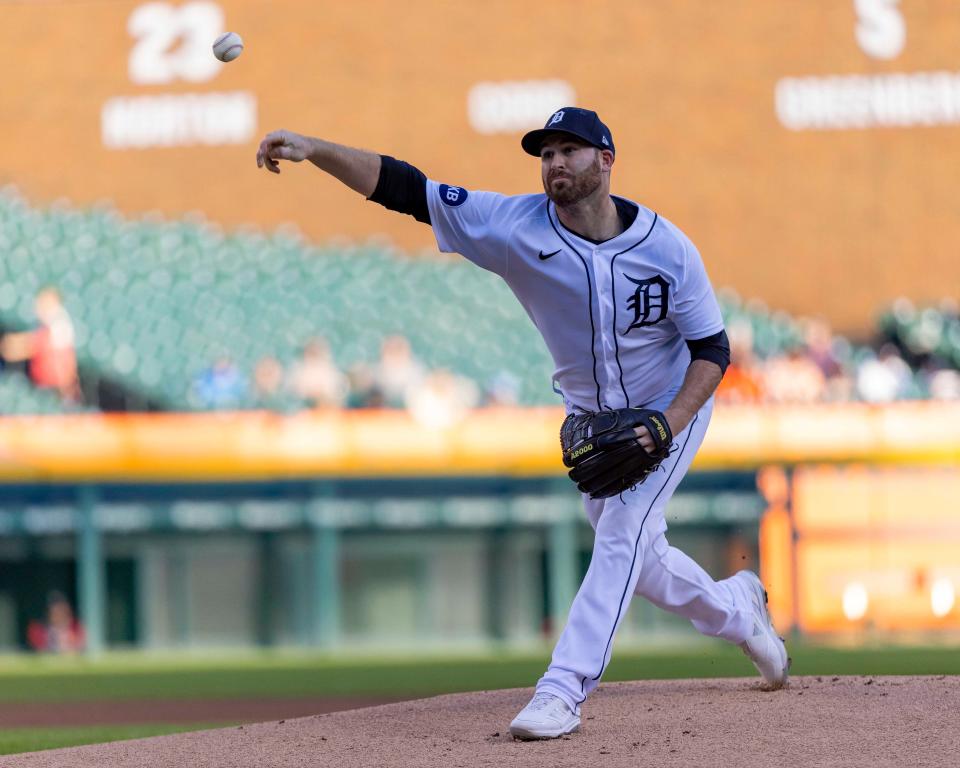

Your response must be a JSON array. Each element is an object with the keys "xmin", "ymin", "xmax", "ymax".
[
  {"xmin": 0, "ymin": 370, "xmax": 73, "ymax": 414},
  {"xmin": 1, "ymin": 189, "xmax": 953, "ymax": 413}
]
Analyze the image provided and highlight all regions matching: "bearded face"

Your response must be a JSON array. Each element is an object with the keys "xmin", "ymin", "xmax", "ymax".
[{"xmin": 541, "ymin": 141, "xmax": 604, "ymax": 206}]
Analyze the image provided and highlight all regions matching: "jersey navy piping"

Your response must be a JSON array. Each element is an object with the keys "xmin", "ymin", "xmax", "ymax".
[
  {"xmin": 546, "ymin": 201, "xmax": 603, "ymax": 411},
  {"xmin": 609, "ymin": 213, "xmax": 659, "ymax": 407},
  {"xmin": 576, "ymin": 410, "xmax": 700, "ymax": 704}
]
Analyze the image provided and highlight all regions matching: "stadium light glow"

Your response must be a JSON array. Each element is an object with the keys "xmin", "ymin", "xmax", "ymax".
[
  {"xmin": 842, "ymin": 582, "xmax": 869, "ymax": 621},
  {"xmin": 930, "ymin": 578, "xmax": 956, "ymax": 618}
]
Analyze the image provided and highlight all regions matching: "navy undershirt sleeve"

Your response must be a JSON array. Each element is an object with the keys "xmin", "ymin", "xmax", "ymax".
[
  {"xmin": 685, "ymin": 329, "xmax": 731, "ymax": 375},
  {"xmin": 368, "ymin": 155, "xmax": 431, "ymax": 225}
]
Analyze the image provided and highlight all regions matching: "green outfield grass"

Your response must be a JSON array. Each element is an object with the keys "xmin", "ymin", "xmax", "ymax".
[
  {"xmin": 0, "ymin": 641, "xmax": 958, "ymax": 702},
  {"xmin": 0, "ymin": 642, "xmax": 957, "ymax": 755}
]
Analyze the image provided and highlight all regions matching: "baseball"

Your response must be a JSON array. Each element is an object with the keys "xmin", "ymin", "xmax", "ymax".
[{"xmin": 212, "ymin": 31, "xmax": 244, "ymax": 63}]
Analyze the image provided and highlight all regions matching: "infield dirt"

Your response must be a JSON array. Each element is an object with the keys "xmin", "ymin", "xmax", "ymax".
[{"xmin": 4, "ymin": 676, "xmax": 956, "ymax": 767}]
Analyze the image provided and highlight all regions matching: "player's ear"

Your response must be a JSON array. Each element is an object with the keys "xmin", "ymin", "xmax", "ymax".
[{"xmin": 600, "ymin": 149, "xmax": 615, "ymax": 171}]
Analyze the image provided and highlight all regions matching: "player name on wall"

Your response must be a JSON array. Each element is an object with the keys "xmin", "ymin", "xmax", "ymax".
[
  {"xmin": 777, "ymin": 71, "xmax": 960, "ymax": 131},
  {"xmin": 467, "ymin": 79, "xmax": 575, "ymax": 135},
  {"xmin": 103, "ymin": 91, "xmax": 257, "ymax": 148}
]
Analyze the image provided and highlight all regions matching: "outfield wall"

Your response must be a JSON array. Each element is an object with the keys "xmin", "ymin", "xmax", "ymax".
[
  {"xmin": 1, "ymin": 1, "xmax": 958, "ymax": 333},
  {"xmin": 0, "ymin": 474, "xmax": 760, "ymax": 652},
  {"xmin": 0, "ymin": 402, "xmax": 957, "ymax": 651},
  {"xmin": 0, "ymin": 403, "xmax": 955, "ymax": 481}
]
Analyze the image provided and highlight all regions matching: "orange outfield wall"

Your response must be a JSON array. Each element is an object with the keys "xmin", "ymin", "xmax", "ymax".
[
  {"xmin": 2, "ymin": 403, "xmax": 958, "ymax": 633},
  {"xmin": 1, "ymin": 1, "xmax": 958, "ymax": 334},
  {"xmin": 760, "ymin": 465, "xmax": 960, "ymax": 634},
  {"xmin": 0, "ymin": 402, "xmax": 956, "ymax": 481}
]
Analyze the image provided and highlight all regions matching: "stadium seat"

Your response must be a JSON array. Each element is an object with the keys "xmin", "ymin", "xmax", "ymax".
[{"xmin": 0, "ymin": 188, "xmax": 954, "ymax": 413}]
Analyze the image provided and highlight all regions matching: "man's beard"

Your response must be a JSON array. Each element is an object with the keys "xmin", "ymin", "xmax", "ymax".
[{"xmin": 543, "ymin": 156, "xmax": 602, "ymax": 206}]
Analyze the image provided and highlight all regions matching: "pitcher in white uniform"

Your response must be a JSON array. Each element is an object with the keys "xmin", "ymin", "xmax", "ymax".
[{"xmin": 255, "ymin": 106, "xmax": 790, "ymax": 740}]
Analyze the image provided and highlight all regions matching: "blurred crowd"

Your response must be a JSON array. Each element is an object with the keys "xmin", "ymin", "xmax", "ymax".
[
  {"xmin": 189, "ymin": 334, "xmax": 515, "ymax": 428},
  {"xmin": 194, "ymin": 301, "xmax": 960, "ymax": 414},
  {"xmin": 3, "ymin": 287, "xmax": 959, "ymax": 415},
  {"xmin": 717, "ymin": 312, "xmax": 960, "ymax": 405}
]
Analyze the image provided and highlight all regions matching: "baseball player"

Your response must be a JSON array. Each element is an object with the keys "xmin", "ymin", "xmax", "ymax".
[{"xmin": 255, "ymin": 107, "xmax": 789, "ymax": 740}]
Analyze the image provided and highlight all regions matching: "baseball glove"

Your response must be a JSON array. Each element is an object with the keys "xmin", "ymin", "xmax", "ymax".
[{"xmin": 560, "ymin": 408, "xmax": 675, "ymax": 499}]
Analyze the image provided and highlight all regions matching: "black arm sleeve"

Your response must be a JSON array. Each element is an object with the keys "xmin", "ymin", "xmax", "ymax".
[
  {"xmin": 685, "ymin": 329, "xmax": 731, "ymax": 375},
  {"xmin": 367, "ymin": 155, "xmax": 431, "ymax": 225}
]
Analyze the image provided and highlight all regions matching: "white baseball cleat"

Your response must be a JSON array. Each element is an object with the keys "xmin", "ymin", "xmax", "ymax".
[
  {"xmin": 509, "ymin": 691, "xmax": 581, "ymax": 740},
  {"xmin": 736, "ymin": 570, "xmax": 790, "ymax": 690}
]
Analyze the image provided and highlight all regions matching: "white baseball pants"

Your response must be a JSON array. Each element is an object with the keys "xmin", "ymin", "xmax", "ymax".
[{"xmin": 536, "ymin": 399, "xmax": 755, "ymax": 713}]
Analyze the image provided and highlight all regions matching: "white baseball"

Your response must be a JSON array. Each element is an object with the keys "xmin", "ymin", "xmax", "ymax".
[{"xmin": 212, "ymin": 31, "xmax": 244, "ymax": 63}]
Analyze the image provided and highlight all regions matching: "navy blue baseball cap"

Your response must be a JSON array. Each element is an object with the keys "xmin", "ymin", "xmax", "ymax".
[{"xmin": 521, "ymin": 107, "xmax": 615, "ymax": 157}]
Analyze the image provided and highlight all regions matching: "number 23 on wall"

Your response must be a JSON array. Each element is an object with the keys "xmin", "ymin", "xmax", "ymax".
[{"xmin": 128, "ymin": 1, "xmax": 227, "ymax": 85}]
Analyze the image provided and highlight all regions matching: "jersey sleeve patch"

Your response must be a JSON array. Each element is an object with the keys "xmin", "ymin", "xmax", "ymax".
[{"xmin": 438, "ymin": 184, "xmax": 469, "ymax": 207}]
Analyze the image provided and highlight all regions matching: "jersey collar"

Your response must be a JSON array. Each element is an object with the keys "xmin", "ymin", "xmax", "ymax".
[{"xmin": 548, "ymin": 196, "xmax": 654, "ymax": 250}]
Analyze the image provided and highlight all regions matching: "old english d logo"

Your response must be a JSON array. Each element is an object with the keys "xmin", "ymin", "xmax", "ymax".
[{"xmin": 625, "ymin": 274, "xmax": 669, "ymax": 331}]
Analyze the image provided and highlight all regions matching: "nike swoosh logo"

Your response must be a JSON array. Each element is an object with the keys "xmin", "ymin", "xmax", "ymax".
[{"xmin": 538, "ymin": 249, "xmax": 561, "ymax": 261}]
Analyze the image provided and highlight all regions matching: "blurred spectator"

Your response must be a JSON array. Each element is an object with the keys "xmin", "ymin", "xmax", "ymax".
[
  {"xmin": 26, "ymin": 591, "xmax": 85, "ymax": 654},
  {"xmin": 252, "ymin": 356, "xmax": 285, "ymax": 408},
  {"xmin": 191, "ymin": 356, "xmax": 247, "ymax": 409},
  {"xmin": 856, "ymin": 343, "xmax": 913, "ymax": 403},
  {"xmin": 762, "ymin": 346, "xmax": 826, "ymax": 404},
  {"xmin": 716, "ymin": 321, "xmax": 763, "ymax": 404},
  {"xmin": 345, "ymin": 362, "xmax": 386, "ymax": 408},
  {"xmin": 927, "ymin": 368, "xmax": 960, "ymax": 400},
  {"xmin": 821, "ymin": 363, "xmax": 855, "ymax": 402},
  {"xmin": 800, "ymin": 318, "xmax": 843, "ymax": 379},
  {"xmin": 482, "ymin": 370, "xmax": 522, "ymax": 407},
  {"xmin": 798, "ymin": 319, "xmax": 854, "ymax": 401},
  {"xmin": 287, "ymin": 337, "xmax": 348, "ymax": 408},
  {"xmin": 407, "ymin": 368, "xmax": 479, "ymax": 428},
  {"xmin": 798, "ymin": 319, "xmax": 855, "ymax": 401},
  {"xmin": 0, "ymin": 287, "xmax": 81, "ymax": 404},
  {"xmin": 374, "ymin": 334, "xmax": 426, "ymax": 408}
]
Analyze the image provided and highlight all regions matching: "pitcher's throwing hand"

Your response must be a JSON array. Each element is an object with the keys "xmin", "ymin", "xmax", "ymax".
[{"xmin": 256, "ymin": 130, "xmax": 312, "ymax": 173}]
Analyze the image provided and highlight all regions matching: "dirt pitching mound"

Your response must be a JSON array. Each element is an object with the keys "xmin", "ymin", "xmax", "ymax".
[{"xmin": 5, "ymin": 676, "xmax": 957, "ymax": 768}]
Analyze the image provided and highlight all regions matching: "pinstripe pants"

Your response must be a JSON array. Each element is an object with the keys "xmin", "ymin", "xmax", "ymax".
[{"xmin": 536, "ymin": 398, "xmax": 755, "ymax": 713}]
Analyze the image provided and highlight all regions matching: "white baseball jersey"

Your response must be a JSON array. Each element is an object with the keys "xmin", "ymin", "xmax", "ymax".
[{"xmin": 426, "ymin": 181, "xmax": 725, "ymax": 413}]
